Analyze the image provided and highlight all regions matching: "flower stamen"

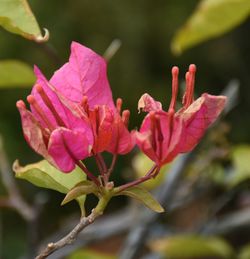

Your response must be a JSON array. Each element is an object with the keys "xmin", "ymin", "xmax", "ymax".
[
  {"xmin": 168, "ymin": 66, "xmax": 179, "ymax": 112},
  {"xmin": 27, "ymin": 95, "xmax": 54, "ymax": 132},
  {"xmin": 184, "ymin": 64, "xmax": 196, "ymax": 109},
  {"xmin": 35, "ymin": 85, "xmax": 67, "ymax": 127}
]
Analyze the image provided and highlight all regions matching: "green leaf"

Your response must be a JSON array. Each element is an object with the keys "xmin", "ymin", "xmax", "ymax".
[
  {"xmin": 149, "ymin": 235, "xmax": 234, "ymax": 258},
  {"xmin": 0, "ymin": 0, "xmax": 49, "ymax": 42},
  {"xmin": 0, "ymin": 60, "xmax": 35, "ymax": 87},
  {"xmin": 13, "ymin": 160, "xmax": 87, "ymax": 214},
  {"xmin": 115, "ymin": 186, "xmax": 164, "ymax": 213},
  {"xmin": 61, "ymin": 181, "xmax": 98, "ymax": 205},
  {"xmin": 69, "ymin": 248, "xmax": 117, "ymax": 259},
  {"xmin": 227, "ymin": 145, "xmax": 250, "ymax": 187},
  {"xmin": 171, "ymin": 0, "xmax": 250, "ymax": 55}
]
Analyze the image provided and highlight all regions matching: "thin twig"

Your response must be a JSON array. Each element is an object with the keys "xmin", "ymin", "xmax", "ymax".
[
  {"xmin": 35, "ymin": 211, "xmax": 99, "ymax": 259},
  {"xmin": 37, "ymin": 43, "xmax": 63, "ymax": 66},
  {"xmin": 107, "ymin": 154, "xmax": 118, "ymax": 179},
  {"xmin": 35, "ymin": 196, "xmax": 110, "ymax": 259}
]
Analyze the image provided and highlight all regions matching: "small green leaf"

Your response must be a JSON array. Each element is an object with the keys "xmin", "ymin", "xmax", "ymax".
[
  {"xmin": 0, "ymin": 0, "xmax": 49, "ymax": 42},
  {"xmin": 13, "ymin": 160, "xmax": 87, "ymax": 214},
  {"xmin": 61, "ymin": 181, "xmax": 98, "ymax": 205},
  {"xmin": 0, "ymin": 60, "xmax": 35, "ymax": 87},
  {"xmin": 149, "ymin": 235, "xmax": 234, "ymax": 258},
  {"xmin": 116, "ymin": 186, "xmax": 164, "ymax": 213},
  {"xmin": 171, "ymin": 0, "xmax": 250, "ymax": 55}
]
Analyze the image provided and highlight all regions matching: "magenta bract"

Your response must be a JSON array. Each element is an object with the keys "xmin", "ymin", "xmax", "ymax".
[
  {"xmin": 136, "ymin": 65, "xmax": 227, "ymax": 166},
  {"xmin": 17, "ymin": 42, "xmax": 135, "ymax": 173}
]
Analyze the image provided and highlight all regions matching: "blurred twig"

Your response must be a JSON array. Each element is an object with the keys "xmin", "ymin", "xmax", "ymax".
[
  {"xmin": 0, "ymin": 135, "xmax": 48, "ymax": 258},
  {"xmin": 35, "ymin": 209, "xmax": 102, "ymax": 259},
  {"xmin": 103, "ymin": 39, "xmax": 122, "ymax": 62},
  {"xmin": 0, "ymin": 136, "xmax": 35, "ymax": 221},
  {"xmin": 37, "ymin": 43, "xmax": 63, "ymax": 66},
  {"xmin": 40, "ymin": 208, "xmax": 133, "ymax": 259}
]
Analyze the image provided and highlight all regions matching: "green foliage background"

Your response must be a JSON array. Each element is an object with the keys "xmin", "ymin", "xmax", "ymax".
[{"xmin": 0, "ymin": 0, "xmax": 250, "ymax": 258}]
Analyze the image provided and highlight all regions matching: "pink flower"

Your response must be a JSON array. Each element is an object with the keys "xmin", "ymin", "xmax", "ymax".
[
  {"xmin": 17, "ymin": 67, "xmax": 93, "ymax": 173},
  {"xmin": 17, "ymin": 42, "xmax": 134, "ymax": 174},
  {"xmin": 49, "ymin": 42, "xmax": 135, "ymax": 155},
  {"xmin": 136, "ymin": 64, "xmax": 227, "ymax": 166}
]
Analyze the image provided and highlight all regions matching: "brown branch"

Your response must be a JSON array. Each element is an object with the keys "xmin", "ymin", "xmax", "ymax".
[
  {"xmin": 35, "ymin": 213, "xmax": 98, "ymax": 259},
  {"xmin": 35, "ymin": 196, "xmax": 110, "ymax": 259}
]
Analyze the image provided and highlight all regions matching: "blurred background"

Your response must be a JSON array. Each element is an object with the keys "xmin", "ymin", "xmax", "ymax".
[{"xmin": 0, "ymin": 0, "xmax": 250, "ymax": 258}]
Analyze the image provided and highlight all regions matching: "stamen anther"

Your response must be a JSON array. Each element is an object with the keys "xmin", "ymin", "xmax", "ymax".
[
  {"xmin": 16, "ymin": 100, "xmax": 26, "ymax": 109},
  {"xmin": 122, "ymin": 110, "xmax": 130, "ymax": 127}
]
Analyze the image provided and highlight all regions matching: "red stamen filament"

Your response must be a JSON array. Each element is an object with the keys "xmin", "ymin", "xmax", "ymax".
[
  {"xmin": 167, "ymin": 108, "xmax": 175, "ymax": 147},
  {"xmin": 27, "ymin": 95, "xmax": 54, "ymax": 132},
  {"xmin": 184, "ymin": 64, "xmax": 196, "ymax": 109},
  {"xmin": 116, "ymin": 98, "xmax": 123, "ymax": 114},
  {"xmin": 182, "ymin": 72, "xmax": 189, "ymax": 105},
  {"xmin": 36, "ymin": 85, "xmax": 66, "ymax": 127},
  {"xmin": 169, "ymin": 66, "xmax": 179, "ymax": 112}
]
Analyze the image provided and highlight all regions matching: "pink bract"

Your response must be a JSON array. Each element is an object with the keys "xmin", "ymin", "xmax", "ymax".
[
  {"xmin": 136, "ymin": 64, "xmax": 227, "ymax": 167},
  {"xmin": 17, "ymin": 67, "xmax": 93, "ymax": 173},
  {"xmin": 17, "ymin": 42, "xmax": 135, "ymax": 174},
  {"xmin": 50, "ymin": 42, "xmax": 115, "ymax": 110}
]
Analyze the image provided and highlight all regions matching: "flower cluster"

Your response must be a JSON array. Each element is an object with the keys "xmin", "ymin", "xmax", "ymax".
[{"xmin": 17, "ymin": 42, "xmax": 226, "ymax": 184}]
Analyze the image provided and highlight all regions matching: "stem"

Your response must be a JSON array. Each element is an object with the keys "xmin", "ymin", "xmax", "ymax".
[
  {"xmin": 35, "ymin": 196, "xmax": 110, "ymax": 259},
  {"xmin": 107, "ymin": 154, "xmax": 117, "ymax": 179},
  {"xmin": 117, "ymin": 164, "xmax": 158, "ymax": 192},
  {"xmin": 37, "ymin": 43, "xmax": 63, "ymax": 66},
  {"xmin": 94, "ymin": 154, "xmax": 105, "ymax": 177},
  {"xmin": 76, "ymin": 161, "xmax": 100, "ymax": 186},
  {"xmin": 94, "ymin": 153, "xmax": 109, "ymax": 184},
  {"xmin": 97, "ymin": 153, "xmax": 108, "ymax": 174}
]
